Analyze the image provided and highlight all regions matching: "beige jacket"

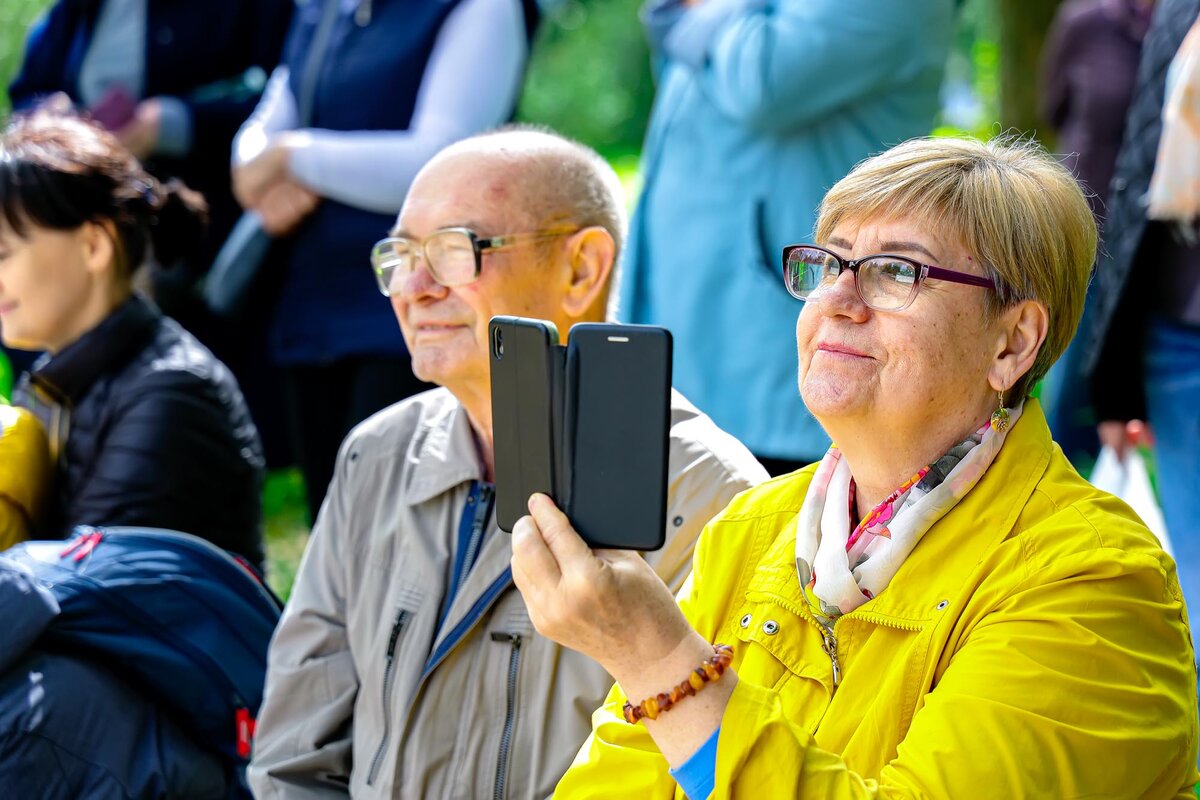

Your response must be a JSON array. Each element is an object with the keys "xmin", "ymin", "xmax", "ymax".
[{"xmin": 249, "ymin": 387, "xmax": 767, "ymax": 800}]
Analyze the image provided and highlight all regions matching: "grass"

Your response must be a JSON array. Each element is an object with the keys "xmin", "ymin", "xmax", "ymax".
[{"xmin": 262, "ymin": 469, "xmax": 310, "ymax": 601}]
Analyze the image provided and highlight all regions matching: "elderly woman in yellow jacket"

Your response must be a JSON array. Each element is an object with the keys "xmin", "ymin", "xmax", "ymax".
[{"xmin": 511, "ymin": 136, "xmax": 1199, "ymax": 798}]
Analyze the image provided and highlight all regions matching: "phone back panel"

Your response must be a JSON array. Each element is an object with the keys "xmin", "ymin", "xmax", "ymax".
[
  {"xmin": 566, "ymin": 324, "xmax": 671, "ymax": 550},
  {"xmin": 489, "ymin": 317, "xmax": 560, "ymax": 531}
]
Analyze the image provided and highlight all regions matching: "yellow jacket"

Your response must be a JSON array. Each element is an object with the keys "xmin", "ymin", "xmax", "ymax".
[
  {"xmin": 0, "ymin": 404, "xmax": 50, "ymax": 550},
  {"xmin": 556, "ymin": 402, "xmax": 1199, "ymax": 798}
]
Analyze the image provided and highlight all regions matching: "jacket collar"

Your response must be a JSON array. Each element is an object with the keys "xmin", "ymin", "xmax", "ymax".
[
  {"xmin": 28, "ymin": 296, "xmax": 160, "ymax": 406},
  {"xmin": 865, "ymin": 399, "xmax": 1056, "ymax": 621},
  {"xmin": 750, "ymin": 400, "xmax": 1056, "ymax": 623},
  {"xmin": 402, "ymin": 394, "xmax": 487, "ymax": 505}
]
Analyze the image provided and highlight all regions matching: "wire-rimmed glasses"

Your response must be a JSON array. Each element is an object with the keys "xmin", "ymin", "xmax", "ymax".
[{"xmin": 370, "ymin": 225, "xmax": 578, "ymax": 296}]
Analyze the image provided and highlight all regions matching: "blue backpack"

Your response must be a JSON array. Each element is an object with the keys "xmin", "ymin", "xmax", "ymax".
[{"xmin": 4, "ymin": 527, "xmax": 282, "ymax": 774}]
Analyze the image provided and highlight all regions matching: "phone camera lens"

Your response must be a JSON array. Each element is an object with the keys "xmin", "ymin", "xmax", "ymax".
[{"xmin": 493, "ymin": 327, "xmax": 504, "ymax": 359}]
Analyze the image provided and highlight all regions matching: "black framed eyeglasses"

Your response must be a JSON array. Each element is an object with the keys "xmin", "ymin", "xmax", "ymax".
[
  {"xmin": 782, "ymin": 244, "xmax": 996, "ymax": 312},
  {"xmin": 370, "ymin": 225, "xmax": 578, "ymax": 296}
]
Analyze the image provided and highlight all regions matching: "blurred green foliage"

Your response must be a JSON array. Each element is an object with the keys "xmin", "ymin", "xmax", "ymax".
[
  {"xmin": 0, "ymin": 0, "xmax": 47, "ymax": 118},
  {"xmin": 2, "ymin": 0, "xmax": 1008, "ymax": 159},
  {"xmin": 934, "ymin": 0, "xmax": 1002, "ymax": 140},
  {"xmin": 517, "ymin": 0, "xmax": 654, "ymax": 160}
]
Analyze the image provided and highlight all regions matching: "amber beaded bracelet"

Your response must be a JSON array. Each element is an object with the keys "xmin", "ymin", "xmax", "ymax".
[{"xmin": 622, "ymin": 644, "xmax": 734, "ymax": 724}]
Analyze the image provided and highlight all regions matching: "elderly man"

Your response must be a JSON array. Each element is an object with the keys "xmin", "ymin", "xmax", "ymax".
[{"xmin": 248, "ymin": 128, "xmax": 767, "ymax": 799}]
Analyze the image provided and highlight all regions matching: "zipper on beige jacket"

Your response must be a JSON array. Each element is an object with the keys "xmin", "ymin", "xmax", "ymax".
[{"xmin": 365, "ymin": 608, "xmax": 411, "ymax": 787}]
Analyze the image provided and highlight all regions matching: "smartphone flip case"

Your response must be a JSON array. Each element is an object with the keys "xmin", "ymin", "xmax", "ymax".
[
  {"xmin": 490, "ymin": 317, "xmax": 561, "ymax": 532},
  {"xmin": 490, "ymin": 318, "xmax": 671, "ymax": 551}
]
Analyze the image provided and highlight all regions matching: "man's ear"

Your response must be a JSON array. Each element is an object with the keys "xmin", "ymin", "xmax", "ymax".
[
  {"xmin": 560, "ymin": 226, "xmax": 615, "ymax": 319},
  {"xmin": 988, "ymin": 299, "xmax": 1049, "ymax": 395},
  {"xmin": 79, "ymin": 220, "xmax": 118, "ymax": 277}
]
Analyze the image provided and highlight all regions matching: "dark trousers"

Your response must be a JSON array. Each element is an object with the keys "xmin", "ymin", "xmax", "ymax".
[{"xmin": 285, "ymin": 356, "xmax": 431, "ymax": 522}]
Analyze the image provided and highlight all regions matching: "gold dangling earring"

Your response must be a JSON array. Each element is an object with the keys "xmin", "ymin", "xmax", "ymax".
[{"xmin": 990, "ymin": 389, "xmax": 1010, "ymax": 433}]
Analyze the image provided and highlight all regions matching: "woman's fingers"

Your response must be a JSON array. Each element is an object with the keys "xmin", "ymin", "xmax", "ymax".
[
  {"xmin": 511, "ymin": 512, "xmax": 564, "ymax": 590},
  {"xmin": 527, "ymin": 493, "xmax": 594, "ymax": 569}
]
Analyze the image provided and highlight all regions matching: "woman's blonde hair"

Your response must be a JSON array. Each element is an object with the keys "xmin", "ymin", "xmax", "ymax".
[{"xmin": 814, "ymin": 136, "xmax": 1097, "ymax": 401}]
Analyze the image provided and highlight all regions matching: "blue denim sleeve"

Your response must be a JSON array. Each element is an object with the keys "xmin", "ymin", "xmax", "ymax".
[
  {"xmin": 641, "ymin": 0, "xmax": 689, "ymax": 53},
  {"xmin": 668, "ymin": 724, "xmax": 721, "ymax": 800},
  {"xmin": 659, "ymin": 0, "xmax": 770, "ymax": 70}
]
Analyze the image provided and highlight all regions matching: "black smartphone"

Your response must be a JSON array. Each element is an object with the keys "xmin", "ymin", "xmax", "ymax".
[
  {"xmin": 489, "ymin": 316, "xmax": 562, "ymax": 531},
  {"xmin": 565, "ymin": 324, "xmax": 672, "ymax": 551}
]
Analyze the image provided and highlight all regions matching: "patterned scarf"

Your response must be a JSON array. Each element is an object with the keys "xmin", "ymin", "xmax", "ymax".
[{"xmin": 795, "ymin": 404, "xmax": 1023, "ymax": 624}]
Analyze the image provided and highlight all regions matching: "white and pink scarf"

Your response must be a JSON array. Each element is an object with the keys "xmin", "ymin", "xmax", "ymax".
[{"xmin": 795, "ymin": 404, "xmax": 1022, "ymax": 623}]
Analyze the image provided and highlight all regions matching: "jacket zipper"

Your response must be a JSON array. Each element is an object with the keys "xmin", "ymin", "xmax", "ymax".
[
  {"xmin": 438, "ymin": 484, "xmax": 494, "ymax": 633},
  {"xmin": 789, "ymin": 589, "xmax": 928, "ymax": 693},
  {"xmin": 366, "ymin": 608, "xmax": 411, "ymax": 786},
  {"xmin": 791, "ymin": 587, "xmax": 843, "ymax": 693},
  {"xmin": 462, "ymin": 486, "xmax": 492, "ymax": 587},
  {"xmin": 809, "ymin": 609, "xmax": 926, "ymax": 694},
  {"xmin": 820, "ymin": 628, "xmax": 842, "ymax": 688},
  {"xmin": 752, "ymin": 589, "xmax": 928, "ymax": 733},
  {"xmin": 841, "ymin": 610, "xmax": 927, "ymax": 633},
  {"xmin": 490, "ymin": 632, "xmax": 523, "ymax": 800}
]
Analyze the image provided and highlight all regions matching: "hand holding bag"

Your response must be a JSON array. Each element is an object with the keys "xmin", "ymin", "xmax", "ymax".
[{"xmin": 1090, "ymin": 445, "xmax": 1173, "ymax": 557}]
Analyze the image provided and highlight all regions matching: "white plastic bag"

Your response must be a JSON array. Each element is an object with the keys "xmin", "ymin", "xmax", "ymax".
[{"xmin": 1090, "ymin": 445, "xmax": 1173, "ymax": 557}]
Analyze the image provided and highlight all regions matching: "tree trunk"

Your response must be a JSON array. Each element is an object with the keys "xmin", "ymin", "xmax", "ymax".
[{"xmin": 997, "ymin": 0, "xmax": 1065, "ymax": 140}]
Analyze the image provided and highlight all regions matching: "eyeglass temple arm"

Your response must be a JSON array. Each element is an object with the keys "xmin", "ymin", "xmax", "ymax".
[{"xmin": 923, "ymin": 265, "xmax": 995, "ymax": 289}]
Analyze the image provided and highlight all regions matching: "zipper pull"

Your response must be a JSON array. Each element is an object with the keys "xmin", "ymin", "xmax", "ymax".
[
  {"xmin": 385, "ymin": 609, "xmax": 409, "ymax": 664},
  {"xmin": 822, "ymin": 631, "xmax": 842, "ymax": 688},
  {"xmin": 236, "ymin": 707, "xmax": 255, "ymax": 759},
  {"xmin": 490, "ymin": 632, "xmax": 522, "ymax": 646},
  {"xmin": 60, "ymin": 529, "xmax": 103, "ymax": 562}
]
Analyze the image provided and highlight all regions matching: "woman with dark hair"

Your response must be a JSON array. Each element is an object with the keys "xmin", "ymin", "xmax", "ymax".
[{"xmin": 0, "ymin": 112, "xmax": 265, "ymax": 568}]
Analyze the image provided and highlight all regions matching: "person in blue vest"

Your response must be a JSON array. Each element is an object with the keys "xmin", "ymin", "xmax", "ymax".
[
  {"xmin": 231, "ymin": 0, "xmax": 540, "ymax": 520},
  {"xmin": 621, "ymin": 0, "xmax": 955, "ymax": 475}
]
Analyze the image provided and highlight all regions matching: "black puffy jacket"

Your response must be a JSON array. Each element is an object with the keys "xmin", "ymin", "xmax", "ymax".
[{"xmin": 15, "ymin": 296, "xmax": 265, "ymax": 568}]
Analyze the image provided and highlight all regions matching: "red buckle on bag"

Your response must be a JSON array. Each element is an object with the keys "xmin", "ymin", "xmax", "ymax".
[{"xmin": 236, "ymin": 707, "xmax": 256, "ymax": 759}]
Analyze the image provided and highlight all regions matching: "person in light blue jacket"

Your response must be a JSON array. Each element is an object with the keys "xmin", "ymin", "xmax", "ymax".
[{"xmin": 622, "ymin": 0, "xmax": 955, "ymax": 473}]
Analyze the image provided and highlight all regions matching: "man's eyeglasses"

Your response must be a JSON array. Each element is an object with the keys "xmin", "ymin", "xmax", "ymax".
[
  {"xmin": 782, "ymin": 244, "xmax": 996, "ymax": 312},
  {"xmin": 370, "ymin": 225, "xmax": 578, "ymax": 296}
]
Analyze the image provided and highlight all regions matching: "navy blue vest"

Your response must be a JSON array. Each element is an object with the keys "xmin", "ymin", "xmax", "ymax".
[{"xmin": 271, "ymin": 0, "xmax": 464, "ymax": 364}]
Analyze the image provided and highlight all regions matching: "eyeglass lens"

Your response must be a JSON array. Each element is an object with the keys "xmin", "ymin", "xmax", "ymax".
[
  {"xmin": 785, "ymin": 247, "xmax": 919, "ymax": 311},
  {"xmin": 373, "ymin": 230, "xmax": 478, "ymax": 294}
]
